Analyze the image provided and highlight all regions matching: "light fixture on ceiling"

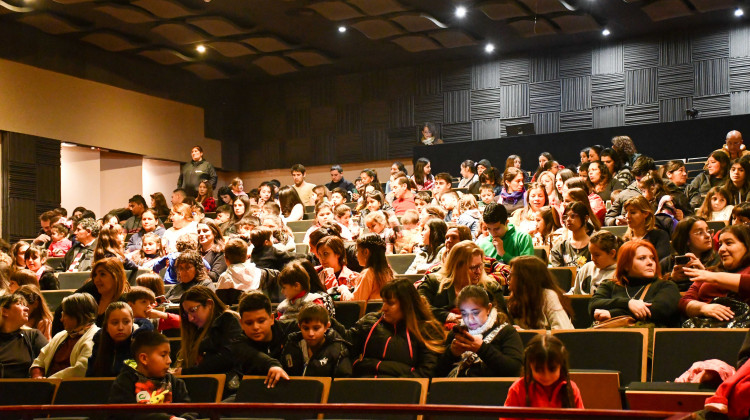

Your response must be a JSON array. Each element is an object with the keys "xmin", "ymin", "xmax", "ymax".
[
  {"xmin": 602, "ymin": 28, "xmax": 611, "ymax": 36},
  {"xmin": 338, "ymin": 26, "xmax": 347, "ymax": 33},
  {"xmin": 735, "ymin": 7, "xmax": 744, "ymax": 17},
  {"xmin": 196, "ymin": 44, "xmax": 206, "ymax": 53},
  {"xmin": 455, "ymin": 6, "xmax": 467, "ymax": 18},
  {"xmin": 485, "ymin": 43, "xmax": 495, "ymax": 53}
]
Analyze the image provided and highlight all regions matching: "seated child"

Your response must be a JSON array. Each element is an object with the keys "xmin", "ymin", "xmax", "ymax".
[
  {"xmin": 280, "ymin": 304, "xmax": 351, "ymax": 378},
  {"xmin": 151, "ymin": 234, "xmax": 207, "ymax": 285},
  {"xmin": 125, "ymin": 286, "xmax": 180, "ymax": 333},
  {"xmin": 315, "ymin": 235, "xmax": 359, "ymax": 290},
  {"xmin": 249, "ymin": 226, "xmax": 295, "ymax": 271},
  {"xmin": 216, "ymin": 238, "xmax": 263, "ymax": 291},
  {"xmin": 86, "ymin": 302, "xmax": 138, "ymax": 377},
  {"xmin": 330, "ymin": 187, "xmax": 349, "ymax": 207},
  {"xmin": 364, "ymin": 211, "xmax": 397, "ymax": 254},
  {"xmin": 48, "ymin": 223, "xmax": 72, "ymax": 257},
  {"xmin": 129, "ymin": 232, "xmax": 165, "ymax": 270},
  {"xmin": 439, "ymin": 191, "xmax": 460, "ymax": 222},
  {"xmin": 276, "ymin": 260, "xmax": 331, "ymax": 321},
  {"xmin": 214, "ymin": 205, "xmax": 232, "ymax": 224},
  {"xmin": 333, "ymin": 204, "xmax": 356, "ymax": 240},
  {"xmin": 414, "ymin": 191, "xmax": 431, "ymax": 214},
  {"xmin": 396, "ymin": 209, "xmax": 420, "ymax": 253},
  {"xmin": 456, "ymin": 194, "xmax": 481, "ymax": 238},
  {"xmin": 108, "ymin": 331, "xmax": 196, "ymax": 420},
  {"xmin": 235, "ymin": 216, "xmax": 261, "ymax": 242},
  {"xmin": 478, "ymin": 183, "xmax": 496, "ymax": 211}
]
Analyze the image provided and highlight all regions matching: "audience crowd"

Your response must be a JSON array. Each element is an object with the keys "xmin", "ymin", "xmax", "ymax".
[{"xmin": 2, "ymin": 131, "xmax": 750, "ymax": 416}]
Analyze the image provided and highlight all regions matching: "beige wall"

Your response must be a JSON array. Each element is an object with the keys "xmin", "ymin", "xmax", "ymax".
[
  {"xmin": 238, "ymin": 160, "xmax": 413, "ymax": 190},
  {"xmin": 143, "ymin": 158, "xmax": 181, "ymax": 205},
  {"xmin": 100, "ymin": 152, "xmax": 143, "ymax": 215},
  {"xmin": 0, "ymin": 58, "xmax": 221, "ymax": 167},
  {"xmin": 61, "ymin": 146, "xmax": 101, "ymax": 216}
]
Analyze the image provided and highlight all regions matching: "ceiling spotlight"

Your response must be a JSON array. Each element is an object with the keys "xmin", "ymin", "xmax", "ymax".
[
  {"xmin": 485, "ymin": 43, "xmax": 495, "ymax": 53},
  {"xmin": 602, "ymin": 28, "xmax": 611, "ymax": 36},
  {"xmin": 196, "ymin": 44, "xmax": 206, "ymax": 53},
  {"xmin": 735, "ymin": 7, "xmax": 744, "ymax": 17},
  {"xmin": 455, "ymin": 6, "xmax": 467, "ymax": 18},
  {"xmin": 338, "ymin": 26, "xmax": 347, "ymax": 33}
]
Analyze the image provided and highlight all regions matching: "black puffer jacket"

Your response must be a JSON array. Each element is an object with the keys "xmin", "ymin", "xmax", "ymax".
[
  {"xmin": 435, "ymin": 320, "xmax": 523, "ymax": 377},
  {"xmin": 417, "ymin": 274, "xmax": 507, "ymax": 324},
  {"xmin": 343, "ymin": 312, "xmax": 440, "ymax": 378},
  {"xmin": 281, "ymin": 328, "xmax": 351, "ymax": 377},
  {"xmin": 181, "ymin": 311, "xmax": 243, "ymax": 375}
]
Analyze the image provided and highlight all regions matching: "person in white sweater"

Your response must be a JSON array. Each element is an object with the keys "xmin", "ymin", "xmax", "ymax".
[
  {"xmin": 30, "ymin": 293, "xmax": 100, "ymax": 379},
  {"xmin": 507, "ymin": 256, "xmax": 574, "ymax": 330},
  {"xmin": 216, "ymin": 238, "xmax": 262, "ymax": 291}
]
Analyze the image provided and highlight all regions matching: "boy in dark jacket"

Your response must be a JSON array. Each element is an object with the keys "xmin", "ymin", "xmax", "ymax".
[
  {"xmin": 281, "ymin": 304, "xmax": 351, "ymax": 378},
  {"xmin": 108, "ymin": 331, "xmax": 196, "ymax": 420}
]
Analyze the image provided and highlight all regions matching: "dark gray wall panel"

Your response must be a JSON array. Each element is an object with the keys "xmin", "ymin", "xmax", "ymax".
[
  {"xmin": 561, "ymin": 76, "xmax": 591, "ymax": 111},
  {"xmin": 416, "ymin": 67, "xmax": 442, "ymax": 96},
  {"xmin": 694, "ymin": 58, "xmax": 729, "ymax": 97},
  {"xmin": 531, "ymin": 112, "xmax": 560, "ymax": 134},
  {"xmin": 731, "ymin": 90, "xmax": 750, "ymax": 114},
  {"xmin": 660, "ymin": 97, "xmax": 693, "ymax": 122},
  {"xmin": 499, "ymin": 84, "xmax": 529, "ymax": 118},
  {"xmin": 660, "ymin": 33, "xmax": 691, "ymax": 66},
  {"xmin": 387, "ymin": 127, "xmax": 417, "ymax": 158},
  {"xmin": 470, "ymin": 88, "xmax": 502, "ymax": 121},
  {"xmin": 472, "ymin": 61, "xmax": 500, "ymax": 90},
  {"xmin": 658, "ymin": 64, "xmax": 694, "ymax": 99},
  {"xmin": 336, "ymin": 104, "xmax": 362, "ymax": 134},
  {"xmin": 559, "ymin": 49, "xmax": 592, "ymax": 78},
  {"xmin": 592, "ymin": 73, "xmax": 625, "ymax": 107},
  {"xmin": 442, "ymin": 65, "xmax": 472, "ymax": 92},
  {"xmin": 389, "ymin": 96, "xmax": 414, "ymax": 128},
  {"xmin": 625, "ymin": 103, "xmax": 660, "ymax": 125},
  {"xmin": 692, "ymin": 29, "xmax": 730, "ymax": 62},
  {"xmin": 560, "ymin": 110, "xmax": 593, "ymax": 132},
  {"xmin": 442, "ymin": 123, "xmax": 472, "ymax": 143},
  {"xmin": 624, "ymin": 39, "xmax": 660, "ymax": 71},
  {"xmin": 472, "ymin": 118, "xmax": 502, "ymax": 140},
  {"xmin": 593, "ymin": 105, "xmax": 625, "ymax": 128},
  {"xmin": 730, "ymin": 25, "xmax": 750, "ymax": 58},
  {"xmin": 362, "ymin": 129, "xmax": 388, "ymax": 161},
  {"xmin": 414, "ymin": 94, "xmax": 444, "ymax": 125},
  {"xmin": 443, "ymin": 90, "xmax": 471, "ymax": 124},
  {"xmin": 693, "ymin": 94, "xmax": 731, "ymax": 118},
  {"xmin": 530, "ymin": 81, "xmax": 561, "ymax": 114},
  {"xmin": 729, "ymin": 57, "xmax": 750, "ymax": 91},
  {"xmin": 625, "ymin": 68, "xmax": 658, "ymax": 105},
  {"xmin": 530, "ymin": 55, "xmax": 559, "ymax": 82},
  {"xmin": 593, "ymin": 43, "xmax": 624, "ymax": 75},
  {"xmin": 498, "ymin": 56, "xmax": 530, "ymax": 85}
]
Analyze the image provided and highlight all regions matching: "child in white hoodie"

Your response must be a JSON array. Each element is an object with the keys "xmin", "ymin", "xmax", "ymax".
[{"xmin": 216, "ymin": 238, "xmax": 262, "ymax": 291}]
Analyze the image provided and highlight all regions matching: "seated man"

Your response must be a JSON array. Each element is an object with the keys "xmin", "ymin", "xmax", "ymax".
[{"xmin": 60, "ymin": 218, "xmax": 99, "ymax": 272}]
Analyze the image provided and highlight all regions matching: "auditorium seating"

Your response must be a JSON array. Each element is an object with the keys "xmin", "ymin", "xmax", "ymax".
[
  {"xmin": 568, "ymin": 295, "xmax": 593, "ymax": 329},
  {"xmin": 42, "ymin": 289, "xmax": 75, "ymax": 311},
  {"xmin": 626, "ymin": 382, "xmax": 713, "ymax": 412},
  {"xmin": 0, "ymin": 378, "xmax": 59, "ymax": 405},
  {"xmin": 180, "ymin": 374, "xmax": 225, "ymax": 403},
  {"xmin": 386, "ymin": 254, "xmax": 417, "ymax": 274},
  {"xmin": 549, "ymin": 267, "xmax": 576, "ymax": 292},
  {"xmin": 426, "ymin": 377, "xmax": 516, "ymax": 420},
  {"xmin": 602, "ymin": 226, "xmax": 629, "ymax": 237},
  {"xmin": 333, "ymin": 301, "xmax": 365, "ymax": 328},
  {"xmin": 327, "ymin": 378, "xmax": 428, "ymax": 420},
  {"xmin": 234, "ymin": 376, "xmax": 331, "ymax": 420}
]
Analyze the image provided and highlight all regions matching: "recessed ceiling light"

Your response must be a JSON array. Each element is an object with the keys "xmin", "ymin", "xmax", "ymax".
[
  {"xmin": 338, "ymin": 26, "xmax": 347, "ymax": 33},
  {"xmin": 602, "ymin": 28, "xmax": 611, "ymax": 36},
  {"xmin": 735, "ymin": 7, "xmax": 744, "ymax": 17},
  {"xmin": 485, "ymin": 43, "xmax": 495, "ymax": 53},
  {"xmin": 196, "ymin": 44, "xmax": 206, "ymax": 53},
  {"xmin": 455, "ymin": 6, "xmax": 467, "ymax": 18}
]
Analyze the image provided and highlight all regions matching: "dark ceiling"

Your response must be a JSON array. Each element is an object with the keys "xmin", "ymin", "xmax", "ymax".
[{"xmin": 0, "ymin": 0, "xmax": 743, "ymax": 81}]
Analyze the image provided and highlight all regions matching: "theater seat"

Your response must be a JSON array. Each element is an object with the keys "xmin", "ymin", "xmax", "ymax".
[
  {"xmin": 386, "ymin": 254, "xmax": 417, "ymax": 274},
  {"xmin": 518, "ymin": 330, "xmax": 546, "ymax": 347},
  {"xmin": 178, "ymin": 374, "xmax": 225, "ymax": 403},
  {"xmin": 0, "ymin": 378, "xmax": 59, "ymax": 405},
  {"xmin": 602, "ymin": 226, "xmax": 628, "ymax": 237},
  {"xmin": 327, "ymin": 378, "xmax": 428, "ymax": 420},
  {"xmin": 549, "ymin": 267, "xmax": 575, "ymax": 292},
  {"xmin": 333, "ymin": 301, "xmax": 365, "ymax": 328},
  {"xmin": 234, "ymin": 376, "xmax": 331, "ymax": 420},
  {"xmin": 43, "ymin": 290, "xmax": 75, "ymax": 311},
  {"xmin": 53, "ymin": 378, "xmax": 115, "ymax": 420},
  {"xmin": 426, "ymin": 377, "xmax": 516, "ymax": 420},
  {"xmin": 568, "ymin": 295, "xmax": 593, "ymax": 329},
  {"xmin": 569, "ymin": 370, "xmax": 622, "ymax": 409}
]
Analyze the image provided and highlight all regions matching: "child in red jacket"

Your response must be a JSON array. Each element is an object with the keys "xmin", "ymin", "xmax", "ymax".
[{"xmin": 504, "ymin": 334, "xmax": 583, "ymax": 419}]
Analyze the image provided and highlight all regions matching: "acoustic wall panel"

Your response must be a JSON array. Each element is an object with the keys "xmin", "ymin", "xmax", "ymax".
[
  {"xmin": 593, "ymin": 105, "xmax": 625, "ymax": 128},
  {"xmin": 285, "ymin": 136, "xmax": 314, "ymax": 165},
  {"xmin": 560, "ymin": 109, "xmax": 593, "ymax": 132},
  {"xmin": 472, "ymin": 61, "xmax": 500, "ymax": 90},
  {"xmin": 312, "ymin": 133, "xmax": 336, "ymax": 164},
  {"xmin": 361, "ymin": 100, "xmax": 389, "ymax": 131},
  {"xmin": 310, "ymin": 78, "xmax": 334, "ymax": 107},
  {"xmin": 660, "ymin": 33, "xmax": 691, "ymax": 66},
  {"xmin": 441, "ymin": 123, "xmax": 472, "ymax": 143},
  {"xmin": 362, "ymin": 71, "xmax": 388, "ymax": 101},
  {"xmin": 285, "ymin": 109, "xmax": 310, "ymax": 138},
  {"xmin": 592, "ymin": 43, "xmax": 624, "ymax": 75},
  {"xmin": 561, "ymin": 76, "xmax": 591, "ymax": 111},
  {"xmin": 624, "ymin": 39, "xmax": 660, "ymax": 71},
  {"xmin": 387, "ymin": 127, "xmax": 417, "ymax": 158},
  {"xmin": 591, "ymin": 73, "xmax": 625, "ymax": 107},
  {"xmin": 498, "ymin": 56, "xmax": 530, "ymax": 85},
  {"xmin": 362, "ymin": 129, "xmax": 388, "ymax": 161},
  {"xmin": 560, "ymin": 49, "xmax": 592, "ymax": 78},
  {"xmin": 529, "ymin": 81, "xmax": 561, "ymax": 113},
  {"xmin": 334, "ymin": 74, "xmax": 363, "ymax": 105},
  {"xmin": 442, "ymin": 66, "xmax": 472, "ymax": 92},
  {"xmin": 336, "ymin": 104, "xmax": 362, "ymax": 134},
  {"xmin": 625, "ymin": 103, "xmax": 660, "ymax": 125},
  {"xmin": 660, "ymin": 96, "xmax": 693, "ymax": 122},
  {"xmin": 625, "ymin": 68, "xmax": 658, "ymax": 105},
  {"xmin": 693, "ymin": 94, "xmax": 731, "ymax": 118},
  {"xmin": 729, "ymin": 57, "xmax": 750, "ymax": 91},
  {"xmin": 730, "ymin": 25, "xmax": 750, "ymax": 58},
  {"xmin": 471, "ymin": 88, "xmax": 502, "ymax": 120},
  {"xmin": 530, "ymin": 56, "xmax": 559, "ymax": 82},
  {"xmin": 416, "ymin": 67, "xmax": 442, "ymax": 95},
  {"xmin": 530, "ymin": 112, "xmax": 560, "ymax": 134},
  {"xmin": 334, "ymin": 133, "xmax": 363, "ymax": 162},
  {"xmin": 694, "ymin": 58, "xmax": 729, "ymax": 96},
  {"xmin": 414, "ymin": 94, "xmax": 444, "ymax": 125},
  {"xmin": 658, "ymin": 64, "xmax": 694, "ymax": 99},
  {"xmin": 472, "ymin": 118, "xmax": 501, "ymax": 140},
  {"xmin": 500, "ymin": 117, "xmax": 532, "ymax": 137},
  {"xmin": 499, "ymin": 84, "xmax": 529, "ymax": 118},
  {"xmin": 311, "ymin": 106, "xmax": 337, "ymax": 134},
  {"xmin": 692, "ymin": 29, "xmax": 730, "ymax": 62},
  {"xmin": 730, "ymin": 90, "xmax": 750, "ymax": 114},
  {"xmin": 389, "ymin": 96, "xmax": 414, "ymax": 128},
  {"xmin": 443, "ymin": 90, "xmax": 470, "ymax": 124}
]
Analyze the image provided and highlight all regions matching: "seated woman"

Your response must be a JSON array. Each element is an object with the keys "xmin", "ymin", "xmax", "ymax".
[
  {"xmin": 588, "ymin": 160, "xmax": 624, "ymax": 203},
  {"xmin": 162, "ymin": 203, "xmax": 198, "ymax": 253},
  {"xmin": 569, "ymin": 231, "xmax": 622, "ymax": 295},
  {"xmin": 23, "ymin": 245, "xmax": 58, "ymax": 290},
  {"xmin": 498, "ymin": 167, "xmax": 526, "ymax": 215},
  {"xmin": 537, "ymin": 171, "xmax": 560, "ymax": 208},
  {"xmin": 507, "ymin": 256, "xmax": 574, "ymax": 330},
  {"xmin": 278, "ymin": 185, "xmax": 305, "ymax": 223},
  {"xmin": 315, "ymin": 235, "xmax": 359, "ymax": 290},
  {"xmin": 343, "ymin": 279, "xmax": 446, "ymax": 377},
  {"xmin": 408, "ymin": 218, "xmax": 448, "ymax": 274},
  {"xmin": 150, "ymin": 192, "xmax": 171, "ymax": 221},
  {"xmin": 221, "ymin": 195, "xmax": 251, "ymax": 236},
  {"xmin": 173, "ymin": 286, "xmax": 243, "ymax": 376},
  {"xmin": 93, "ymin": 224, "xmax": 138, "ymax": 271},
  {"xmin": 418, "ymin": 241, "xmax": 507, "ymax": 325},
  {"xmin": 197, "ymin": 219, "xmax": 227, "ymax": 282},
  {"xmin": 687, "ymin": 149, "xmax": 730, "ymax": 209},
  {"xmin": 622, "ymin": 196, "xmax": 672, "ymax": 261},
  {"xmin": 15, "ymin": 285, "xmax": 53, "ymax": 340},
  {"xmin": 165, "ymin": 251, "xmax": 213, "ymax": 303},
  {"xmin": 550, "ymin": 202, "xmax": 592, "ymax": 268},
  {"xmin": 125, "ymin": 209, "xmax": 165, "ymax": 253},
  {"xmin": 337, "ymin": 234, "xmax": 393, "ymax": 302},
  {"xmin": 532, "ymin": 206, "xmax": 563, "ymax": 248},
  {"xmin": 724, "ymin": 159, "xmax": 750, "ymax": 206},
  {"xmin": 195, "ymin": 180, "xmax": 217, "ymax": 213},
  {"xmin": 510, "ymin": 183, "xmax": 548, "ymax": 236},
  {"xmin": 436, "ymin": 285, "xmax": 523, "ymax": 377},
  {"xmin": 412, "ymin": 158, "xmax": 435, "ymax": 191},
  {"xmin": 30, "ymin": 293, "xmax": 100, "ymax": 378},
  {"xmin": 661, "ymin": 216, "xmax": 720, "ymax": 291},
  {"xmin": 590, "ymin": 240, "xmax": 681, "ymax": 327},
  {"xmin": 86, "ymin": 302, "xmax": 137, "ymax": 377},
  {"xmin": 10, "ymin": 241, "xmax": 29, "ymax": 274},
  {"xmin": 563, "ymin": 184, "xmax": 604, "ymax": 229},
  {"xmin": 0, "ymin": 293, "xmax": 48, "ymax": 377},
  {"xmin": 681, "ymin": 225, "xmax": 750, "ymax": 321}
]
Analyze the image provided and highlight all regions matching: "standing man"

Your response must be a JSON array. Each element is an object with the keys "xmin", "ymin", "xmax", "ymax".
[
  {"xmin": 123, "ymin": 195, "xmax": 147, "ymax": 234},
  {"xmin": 723, "ymin": 130, "xmax": 750, "ymax": 160},
  {"xmin": 325, "ymin": 165, "xmax": 356, "ymax": 196},
  {"xmin": 291, "ymin": 164, "xmax": 316, "ymax": 205},
  {"xmin": 178, "ymin": 145, "xmax": 217, "ymax": 198}
]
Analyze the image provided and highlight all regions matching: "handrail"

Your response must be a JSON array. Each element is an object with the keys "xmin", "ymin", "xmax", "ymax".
[{"xmin": 0, "ymin": 402, "xmax": 691, "ymax": 420}]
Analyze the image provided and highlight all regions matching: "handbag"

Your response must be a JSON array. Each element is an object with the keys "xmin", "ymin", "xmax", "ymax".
[
  {"xmin": 682, "ymin": 296, "xmax": 750, "ymax": 328},
  {"xmin": 592, "ymin": 282, "xmax": 652, "ymax": 329}
]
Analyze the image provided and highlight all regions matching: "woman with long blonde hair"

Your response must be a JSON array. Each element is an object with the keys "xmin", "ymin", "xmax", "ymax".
[
  {"xmin": 418, "ymin": 241, "xmax": 506, "ymax": 324},
  {"xmin": 622, "ymin": 195, "xmax": 672, "ymax": 260}
]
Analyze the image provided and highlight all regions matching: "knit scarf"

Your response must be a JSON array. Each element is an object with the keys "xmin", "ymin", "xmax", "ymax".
[
  {"xmin": 421, "ymin": 137, "xmax": 435, "ymax": 145},
  {"xmin": 67, "ymin": 322, "xmax": 94, "ymax": 339},
  {"xmin": 500, "ymin": 189, "xmax": 524, "ymax": 204},
  {"xmin": 448, "ymin": 309, "xmax": 506, "ymax": 377}
]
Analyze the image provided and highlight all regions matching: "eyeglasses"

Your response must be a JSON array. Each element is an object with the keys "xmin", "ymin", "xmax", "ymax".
[
  {"xmin": 691, "ymin": 229, "xmax": 714, "ymax": 237},
  {"xmin": 469, "ymin": 264, "xmax": 483, "ymax": 272},
  {"xmin": 185, "ymin": 304, "xmax": 202, "ymax": 314}
]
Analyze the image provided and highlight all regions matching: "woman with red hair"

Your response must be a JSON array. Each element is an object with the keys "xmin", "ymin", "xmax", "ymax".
[{"xmin": 589, "ymin": 240, "xmax": 681, "ymax": 327}]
